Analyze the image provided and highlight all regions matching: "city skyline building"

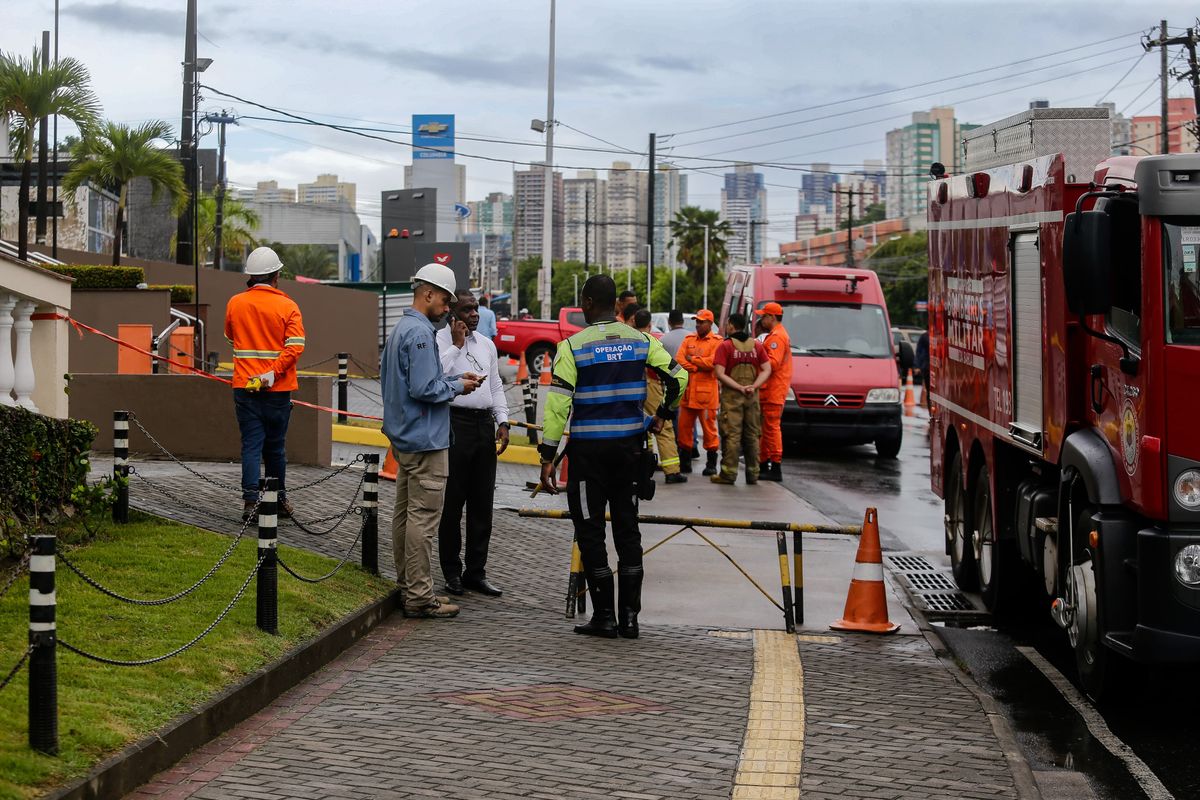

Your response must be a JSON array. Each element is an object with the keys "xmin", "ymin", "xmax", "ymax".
[
  {"xmin": 652, "ymin": 162, "xmax": 687, "ymax": 268},
  {"xmin": 1131, "ymin": 97, "xmax": 1198, "ymax": 154},
  {"xmin": 800, "ymin": 163, "xmax": 837, "ymax": 216},
  {"xmin": 721, "ymin": 163, "xmax": 767, "ymax": 265},
  {"xmin": 884, "ymin": 106, "xmax": 977, "ymax": 219},
  {"xmin": 513, "ymin": 164, "xmax": 564, "ymax": 265},
  {"xmin": 604, "ymin": 160, "xmax": 648, "ymax": 271},
  {"xmin": 563, "ymin": 170, "xmax": 606, "ymax": 266},
  {"xmin": 297, "ymin": 173, "xmax": 356, "ymax": 209}
]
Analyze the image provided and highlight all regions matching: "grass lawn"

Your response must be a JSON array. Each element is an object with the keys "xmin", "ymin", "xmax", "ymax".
[{"xmin": 0, "ymin": 513, "xmax": 393, "ymax": 800}]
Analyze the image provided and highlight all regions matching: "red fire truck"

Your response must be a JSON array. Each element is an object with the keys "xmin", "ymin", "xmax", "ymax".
[{"xmin": 928, "ymin": 106, "xmax": 1200, "ymax": 697}]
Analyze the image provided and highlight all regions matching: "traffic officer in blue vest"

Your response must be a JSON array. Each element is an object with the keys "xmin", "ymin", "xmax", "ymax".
[{"xmin": 539, "ymin": 275, "xmax": 687, "ymax": 639}]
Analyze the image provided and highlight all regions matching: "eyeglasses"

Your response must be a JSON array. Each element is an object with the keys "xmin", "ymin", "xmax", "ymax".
[{"xmin": 463, "ymin": 344, "xmax": 485, "ymax": 373}]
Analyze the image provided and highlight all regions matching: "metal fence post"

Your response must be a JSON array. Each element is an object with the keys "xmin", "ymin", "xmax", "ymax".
[
  {"xmin": 28, "ymin": 533, "xmax": 57, "ymax": 755},
  {"xmin": 776, "ymin": 531, "xmax": 795, "ymax": 634},
  {"xmin": 336, "ymin": 353, "xmax": 349, "ymax": 425},
  {"xmin": 361, "ymin": 454, "xmax": 379, "ymax": 575},
  {"xmin": 112, "ymin": 410, "xmax": 129, "ymax": 524},
  {"xmin": 256, "ymin": 477, "xmax": 278, "ymax": 635},
  {"xmin": 792, "ymin": 530, "xmax": 804, "ymax": 627}
]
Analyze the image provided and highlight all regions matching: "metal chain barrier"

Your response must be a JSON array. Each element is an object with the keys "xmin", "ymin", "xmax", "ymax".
[
  {"xmin": 297, "ymin": 354, "xmax": 338, "ymax": 372},
  {"xmin": 129, "ymin": 467, "xmax": 245, "ymax": 525},
  {"xmin": 0, "ymin": 551, "xmax": 31, "ymax": 602},
  {"xmin": 128, "ymin": 412, "xmax": 242, "ymax": 492},
  {"xmin": 349, "ymin": 355, "xmax": 380, "ymax": 379},
  {"xmin": 58, "ymin": 553, "xmax": 266, "ymax": 668},
  {"xmin": 277, "ymin": 518, "xmax": 366, "ymax": 584},
  {"xmin": 287, "ymin": 454, "xmax": 365, "ymax": 493},
  {"xmin": 284, "ymin": 471, "xmax": 367, "ymax": 536},
  {"xmin": 0, "ymin": 645, "xmax": 33, "ymax": 693},
  {"xmin": 57, "ymin": 496, "xmax": 261, "ymax": 607}
]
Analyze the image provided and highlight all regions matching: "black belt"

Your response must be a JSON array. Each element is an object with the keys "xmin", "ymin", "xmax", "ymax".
[{"xmin": 451, "ymin": 407, "xmax": 494, "ymax": 420}]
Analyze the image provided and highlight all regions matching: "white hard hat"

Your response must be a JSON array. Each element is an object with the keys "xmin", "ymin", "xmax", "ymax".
[
  {"xmin": 245, "ymin": 246, "xmax": 284, "ymax": 276},
  {"xmin": 413, "ymin": 262, "xmax": 456, "ymax": 296}
]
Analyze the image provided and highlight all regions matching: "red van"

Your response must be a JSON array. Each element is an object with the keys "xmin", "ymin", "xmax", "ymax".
[{"xmin": 719, "ymin": 264, "xmax": 904, "ymax": 457}]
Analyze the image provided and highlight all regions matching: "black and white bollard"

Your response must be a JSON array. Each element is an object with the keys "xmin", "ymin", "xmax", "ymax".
[
  {"xmin": 28, "ymin": 533, "xmax": 57, "ymax": 755},
  {"xmin": 113, "ymin": 410, "xmax": 129, "ymax": 524},
  {"xmin": 522, "ymin": 381, "xmax": 538, "ymax": 446},
  {"xmin": 336, "ymin": 353, "xmax": 349, "ymax": 425},
  {"xmin": 256, "ymin": 478, "xmax": 278, "ymax": 635},
  {"xmin": 361, "ymin": 454, "xmax": 379, "ymax": 575}
]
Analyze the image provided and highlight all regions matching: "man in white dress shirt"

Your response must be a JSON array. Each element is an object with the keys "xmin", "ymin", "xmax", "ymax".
[{"xmin": 436, "ymin": 289, "xmax": 511, "ymax": 597}]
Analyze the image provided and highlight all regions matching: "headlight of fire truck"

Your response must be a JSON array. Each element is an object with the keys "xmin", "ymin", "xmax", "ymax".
[
  {"xmin": 866, "ymin": 388, "xmax": 901, "ymax": 403},
  {"xmin": 1174, "ymin": 469, "xmax": 1200, "ymax": 510},
  {"xmin": 1175, "ymin": 544, "xmax": 1200, "ymax": 586}
]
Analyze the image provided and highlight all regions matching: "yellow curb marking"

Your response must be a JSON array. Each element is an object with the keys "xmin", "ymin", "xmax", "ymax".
[
  {"xmin": 709, "ymin": 630, "xmax": 753, "ymax": 639},
  {"xmin": 731, "ymin": 630, "xmax": 804, "ymax": 800},
  {"xmin": 794, "ymin": 634, "xmax": 841, "ymax": 644},
  {"xmin": 331, "ymin": 423, "xmax": 541, "ymax": 465}
]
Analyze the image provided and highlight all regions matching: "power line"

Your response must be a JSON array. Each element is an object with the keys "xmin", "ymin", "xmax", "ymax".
[
  {"xmin": 1095, "ymin": 48, "xmax": 1149, "ymax": 103},
  {"xmin": 665, "ymin": 30, "xmax": 1143, "ymax": 138}
]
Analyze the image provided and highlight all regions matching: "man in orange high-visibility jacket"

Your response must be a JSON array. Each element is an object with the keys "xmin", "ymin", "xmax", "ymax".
[
  {"xmin": 225, "ymin": 246, "xmax": 306, "ymax": 521},
  {"xmin": 675, "ymin": 309, "xmax": 723, "ymax": 476},
  {"xmin": 756, "ymin": 302, "xmax": 792, "ymax": 482}
]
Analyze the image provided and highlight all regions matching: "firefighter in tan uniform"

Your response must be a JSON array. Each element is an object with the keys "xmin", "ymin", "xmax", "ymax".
[
  {"xmin": 633, "ymin": 309, "xmax": 686, "ymax": 484},
  {"xmin": 711, "ymin": 313, "xmax": 771, "ymax": 485}
]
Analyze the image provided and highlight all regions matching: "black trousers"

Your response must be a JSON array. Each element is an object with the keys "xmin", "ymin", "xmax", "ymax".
[
  {"xmin": 438, "ymin": 409, "xmax": 499, "ymax": 582},
  {"xmin": 566, "ymin": 436, "xmax": 643, "ymax": 575}
]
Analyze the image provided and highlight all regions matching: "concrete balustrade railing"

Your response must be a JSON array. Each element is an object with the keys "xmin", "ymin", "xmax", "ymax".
[{"xmin": 0, "ymin": 252, "xmax": 73, "ymax": 418}]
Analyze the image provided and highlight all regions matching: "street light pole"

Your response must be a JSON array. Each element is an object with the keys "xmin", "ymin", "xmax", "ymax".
[
  {"xmin": 539, "ymin": 0, "xmax": 556, "ymax": 319},
  {"xmin": 645, "ymin": 244, "xmax": 652, "ymax": 313},
  {"xmin": 703, "ymin": 224, "xmax": 710, "ymax": 310},
  {"xmin": 205, "ymin": 111, "xmax": 236, "ymax": 271}
]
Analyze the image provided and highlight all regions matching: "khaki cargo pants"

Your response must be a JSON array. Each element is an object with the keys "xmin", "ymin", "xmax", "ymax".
[
  {"xmin": 391, "ymin": 448, "xmax": 448, "ymax": 609},
  {"xmin": 718, "ymin": 387, "xmax": 761, "ymax": 480},
  {"xmin": 644, "ymin": 374, "xmax": 680, "ymax": 475}
]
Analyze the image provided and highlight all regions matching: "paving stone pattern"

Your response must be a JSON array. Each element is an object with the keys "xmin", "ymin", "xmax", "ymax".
[{"xmin": 109, "ymin": 457, "xmax": 1022, "ymax": 799}]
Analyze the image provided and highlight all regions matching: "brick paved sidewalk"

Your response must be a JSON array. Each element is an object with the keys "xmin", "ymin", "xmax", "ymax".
[{"xmin": 106, "ymin": 458, "xmax": 1021, "ymax": 799}]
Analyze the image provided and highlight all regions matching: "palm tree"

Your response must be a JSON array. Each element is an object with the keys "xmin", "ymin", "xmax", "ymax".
[
  {"xmin": 63, "ymin": 120, "xmax": 187, "ymax": 265},
  {"xmin": 669, "ymin": 206, "xmax": 733, "ymax": 281},
  {"xmin": 0, "ymin": 46, "xmax": 101, "ymax": 260},
  {"xmin": 172, "ymin": 194, "xmax": 260, "ymax": 267},
  {"xmin": 267, "ymin": 242, "xmax": 337, "ymax": 280}
]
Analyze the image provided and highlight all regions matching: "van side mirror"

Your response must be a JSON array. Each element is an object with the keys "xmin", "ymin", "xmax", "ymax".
[{"xmin": 1062, "ymin": 210, "xmax": 1113, "ymax": 315}]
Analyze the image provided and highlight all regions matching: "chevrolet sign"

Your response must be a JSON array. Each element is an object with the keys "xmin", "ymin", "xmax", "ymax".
[
  {"xmin": 418, "ymin": 121, "xmax": 449, "ymax": 136},
  {"xmin": 824, "ymin": 394, "xmax": 840, "ymax": 407}
]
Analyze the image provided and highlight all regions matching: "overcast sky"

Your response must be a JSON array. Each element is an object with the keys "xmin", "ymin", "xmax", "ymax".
[{"xmin": 5, "ymin": 1, "xmax": 1197, "ymax": 251}]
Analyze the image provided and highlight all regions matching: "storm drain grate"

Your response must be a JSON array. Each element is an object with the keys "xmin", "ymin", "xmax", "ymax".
[
  {"xmin": 904, "ymin": 572, "xmax": 958, "ymax": 592},
  {"xmin": 888, "ymin": 555, "xmax": 936, "ymax": 572},
  {"xmin": 919, "ymin": 592, "xmax": 975, "ymax": 612}
]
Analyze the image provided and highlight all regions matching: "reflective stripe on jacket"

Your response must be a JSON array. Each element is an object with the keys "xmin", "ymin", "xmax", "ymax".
[
  {"xmin": 540, "ymin": 319, "xmax": 687, "ymax": 458},
  {"xmin": 224, "ymin": 284, "xmax": 306, "ymax": 391}
]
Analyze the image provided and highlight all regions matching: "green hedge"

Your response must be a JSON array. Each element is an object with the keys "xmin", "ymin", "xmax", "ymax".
[
  {"xmin": 49, "ymin": 264, "xmax": 145, "ymax": 289},
  {"xmin": 149, "ymin": 284, "xmax": 195, "ymax": 303},
  {"xmin": 0, "ymin": 406, "xmax": 100, "ymax": 556}
]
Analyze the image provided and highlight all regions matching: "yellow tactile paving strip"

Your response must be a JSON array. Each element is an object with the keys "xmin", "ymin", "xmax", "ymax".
[{"xmin": 731, "ymin": 630, "xmax": 804, "ymax": 800}]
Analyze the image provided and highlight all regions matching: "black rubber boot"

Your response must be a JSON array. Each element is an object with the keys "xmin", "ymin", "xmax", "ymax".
[
  {"xmin": 773, "ymin": 461, "xmax": 784, "ymax": 482},
  {"xmin": 702, "ymin": 450, "xmax": 719, "ymax": 476},
  {"xmin": 679, "ymin": 456, "xmax": 692, "ymax": 474},
  {"xmin": 617, "ymin": 566, "xmax": 643, "ymax": 639},
  {"xmin": 573, "ymin": 571, "xmax": 619, "ymax": 638},
  {"xmin": 762, "ymin": 461, "xmax": 782, "ymax": 482}
]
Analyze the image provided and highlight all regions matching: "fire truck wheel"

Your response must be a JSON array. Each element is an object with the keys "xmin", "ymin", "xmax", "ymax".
[
  {"xmin": 946, "ymin": 452, "xmax": 977, "ymax": 590},
  {"xmin": 527, "ymin": 344, "xmax": 554, "ymax": 378},
  {"xmin": 973, "ymin": 463, "xmax": 1012, "ymax": 611},
  {"xmin": 1070, "ymin": 505, "xmax": 1121, "ymax": 701}
]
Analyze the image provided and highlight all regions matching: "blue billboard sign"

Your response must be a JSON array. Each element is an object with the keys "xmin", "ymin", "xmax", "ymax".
[{"xmin": 413, "ymin": 114, "xmax": 454, "ymax": 160}]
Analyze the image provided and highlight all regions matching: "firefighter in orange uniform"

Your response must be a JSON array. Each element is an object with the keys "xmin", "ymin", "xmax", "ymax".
[
  {"xmin": 756, "ymin": 302, "xmax": 792, "ymax": 482},
  {"xmin": 675, "ymin": 309, "xmax": 723, "ymax": 476},
  {"xmin": 225, "ymin": 246, "xmax": 306, "ymax": 521}
]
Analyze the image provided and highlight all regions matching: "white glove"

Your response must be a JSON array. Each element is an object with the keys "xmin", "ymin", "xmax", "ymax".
[{"xmin": 256, "ymin": 371, "xmax": 276, "ymax": 389}]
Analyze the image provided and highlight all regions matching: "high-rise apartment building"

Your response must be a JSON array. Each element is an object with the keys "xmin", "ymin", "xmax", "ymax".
[
  {"xmin": 465, "ymin": 192, "xmax": 513, "ymax": 236},
  {"xmin": 800, "ymin": 163, "xmax": 838, "ymax": 215},
  {"xmin": 652, "ymin": 163, "xmax": 687, "ymax": 267},
  {"xmin": 604, "ymin": 161, "xmax": 648, "ymax": 271},
  {"xmin": 884, "ymin": 107, "xmax": 977, "ymax": 219},
  {"xmin": 831, "ymin": 175, "xmax": 883, "ymax": 229},
  {"xmin": 563, "ymin": 171, "xmax": 606, "ymax": 265},
  {"xmin": 298, "ymin": 173, "xmax": 356, "ymax": 209},
  {"xmin": 513, "ymin": 164, "xmax": 564, "ymax": 264},
  {"xmin": 237, "ymin": 180, "xmax": 296, "ymax": 203},
  {"xmin": 1131, "ymin": 97, "xmax": 1198, "ymax": 154},
  {"xmin": 721, "ymin": 163, "xmax": 767, "ymax": 265}
]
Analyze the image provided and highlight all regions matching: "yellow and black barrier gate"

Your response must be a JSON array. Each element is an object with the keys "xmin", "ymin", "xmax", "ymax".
[{"xmin": 517, "ymin": 509, "xmax": 861, "ymax": 633}]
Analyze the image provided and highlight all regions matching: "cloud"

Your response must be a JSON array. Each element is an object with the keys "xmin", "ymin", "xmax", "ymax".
[
  {"xmin": 637, "ymin": 55, "xmax": 703, "ymax": 73},
  {"xmin": 62, "ymin": 1, "xmax": 183, "ymax": 37}
]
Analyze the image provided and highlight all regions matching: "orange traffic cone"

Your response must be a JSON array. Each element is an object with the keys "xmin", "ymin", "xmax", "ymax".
[
  {"xmin": 515, "ymin": 353, "xmax": 529, "ymax": 384},
  {"xmin": 902, "ymin": 370, "xmax": 916, "ymax": 415},
  {"xmin": 830, "ymin": 508, "xmax": 900, "ymax": 634},
  {"xmin": 380, "ymin": 446, "xmax": 399, "ymax": 482},
  {"xmin": 558, "ymin": 455, "xmax": 569, "ymax": 484},
  {"xmin": 539, "ymin": 356, "xmax": 553, "ymax": 386}
]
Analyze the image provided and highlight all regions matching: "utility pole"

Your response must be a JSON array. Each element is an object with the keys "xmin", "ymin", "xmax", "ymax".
[
  {"xmin": 539, "ymin": 0, "xmax": 556, "ymax": 319},
  {"xmin": 204, "ymin": 111, "xmax": 236, "ymax": 271},
  {"xmin": 1143, "ymin": 21, "xmax": 1200, "ymax": 153},
  {"xmin": 1162, "ymin": 19, "xmax": 1170, "ymax": 154},
  {"xmin": 35, "ymin": 31, "xmax": 49, "ymax": 246},
  {"xmin": 51, "ymin": 0, "xmax": 60, "ymax": 258},
  {"xmin": 647, "ymin": 133, "xmax": 656, "ymax": 274},
  {"xmin": 177, "ymin": 0, "xmax": 197, "ymax": 265},
  {"xmin": 703, "ymin": 224, "xmax": 710, "ymax": 310},
  {"xmin": 1169, "ymin": 24, "xmax": 1200, "ymax": 150},
  {"xmin": 832, "ymin": 187, "xmax": 871, "ymax": 267},
  {"xmin": 583, "ymin": 188, "xmax": 590, "ymax": 274}
]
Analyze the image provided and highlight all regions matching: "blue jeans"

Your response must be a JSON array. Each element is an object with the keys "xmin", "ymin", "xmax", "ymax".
[{"xmin": 233, "ymin": 389, "xmax": 292, "ymax": 502}]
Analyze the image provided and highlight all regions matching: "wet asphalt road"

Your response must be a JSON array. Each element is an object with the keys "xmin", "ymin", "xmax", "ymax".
[{"xmin": 779, "ymin": 410, "xmax": 1196, "ymax": 800}]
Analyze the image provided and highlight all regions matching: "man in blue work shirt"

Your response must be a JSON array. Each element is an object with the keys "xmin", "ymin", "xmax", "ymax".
[
  {"xmin": 476, "ymin": 295, "xmax": 498, "ymax": 340},
  {"xmin": 380, "ymin": 263, "xmax": 483, "ymax": 619}
]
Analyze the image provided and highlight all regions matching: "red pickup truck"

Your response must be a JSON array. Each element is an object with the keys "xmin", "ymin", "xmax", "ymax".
[{"xmin": 494, "ymin": 307, "xmax": 586, "ymax": 375}]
